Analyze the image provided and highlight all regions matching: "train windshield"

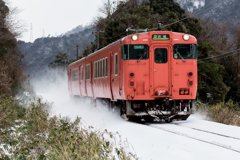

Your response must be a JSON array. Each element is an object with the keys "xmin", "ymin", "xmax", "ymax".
[
  {"xmin": 122, "ymin": 45, "xmax": 149, "ymax": 60},
  {"xmin": 173, "ymin": 44, "xmax": 197, "ymax": 59}
]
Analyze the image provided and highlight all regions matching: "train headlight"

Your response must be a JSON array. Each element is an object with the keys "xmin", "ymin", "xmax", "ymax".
[
  {"xmin": 183, "ymin": 34, "xmax": 190, "ymax": 41},
  {"xmin": 132, "ymin": 34, "xmax": 138, "ymax": 41}
]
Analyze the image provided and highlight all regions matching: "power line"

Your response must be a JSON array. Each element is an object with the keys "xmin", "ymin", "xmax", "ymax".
[
  {"xmin": 198, "ymin": 48, "xmax": 240, "ymax": 63},
  {"xmin": 95, "ymin": 30, "xmax": 127, "ymax": 40},
  {"xmin": 193, "ymin": 0, "xmax": 220, "ymax": 17},
  {"xmin": 199, "ymin": 48, "xmax": 240, "ymax": 61},
  {"xmin": 42, "ymin": 29, "xmax": 45, "ymax": 38}
]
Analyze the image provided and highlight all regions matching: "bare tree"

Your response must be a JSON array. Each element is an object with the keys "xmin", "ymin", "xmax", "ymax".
[
  {"xmin": 0, "ymin": 0, "xmax": 25, "ymax": 96},
  {"xmin": 4, "ymin": 0, "xmax": 26, "ymax": 39},
  {"xmin": 98, "ymin": 0, "xmax": 122, "ymax": 16}
]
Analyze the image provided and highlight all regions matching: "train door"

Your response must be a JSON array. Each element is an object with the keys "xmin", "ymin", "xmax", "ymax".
[
  {"xmin": 110, "ymin": 52, "xmax": 114, "ymax": 100},
  {"xmin": 80, "ymin": 65, "xmax": 85, "ymax": 96},
  {"xmin": 150, "ymin": 45, "xmax": 172, "ymax": 96},
  {"xmin": 85, "ymin": 64, "xmax": 88, "ymax": 96},
  {"xmin": 118, "ymin": 48, "xmax": 123, "ymax": 96},
  {"xmin": 113, "ymin": 52, "xmax": 120, "ymax": 99},
  {"xmin": 68, "ymin": 69, "xmax": 72, "ymax": 95},
  {"xmin": 78, "ymin": 66, "xmax": 82, "ymax": 96},
  {"xmin": 90, "ymin": 61, "xmax": 94, "ymax": 98}
]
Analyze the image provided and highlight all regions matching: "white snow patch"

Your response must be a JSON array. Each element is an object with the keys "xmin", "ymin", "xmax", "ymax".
[{"xmin": 32, "ymin": 73, "xmax": 240, "ymax": 160}]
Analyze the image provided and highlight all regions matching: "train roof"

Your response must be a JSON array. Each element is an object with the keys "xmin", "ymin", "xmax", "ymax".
[{"xmin": 69, "ymin": 35, "xmax": 126, "ymax": 66}]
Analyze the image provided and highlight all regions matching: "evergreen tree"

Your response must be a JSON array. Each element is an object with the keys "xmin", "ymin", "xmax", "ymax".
[
  {"xmin": 93, "ymin": 0, "xmax": 201, "ymax": 48},
  {"xmin": 48, "ymin": 52, "xmax": 72, "ymax": 70},
  {"xmin": 197, "ymin": 43, "xmax": 230, "ymax": 104},
  {"xmin": 221, "ymin": 28, "xmax": 240, "ymax": 103}
]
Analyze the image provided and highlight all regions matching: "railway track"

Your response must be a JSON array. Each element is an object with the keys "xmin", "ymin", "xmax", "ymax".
[
  {"xmin": 146, "ymin": 123, "xmax": 240, "ymax": 154},
  {"xmin": 173, "ymin": 123, "xmax": 240, "ymax": 141}
]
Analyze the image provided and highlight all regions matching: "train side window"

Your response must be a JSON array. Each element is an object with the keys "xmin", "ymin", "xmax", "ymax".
[
  {"xmin": 101, "ymin": 59, "xmax": 104, "ymax": 77},
  {"xmin": 101, "ymin": 59, "xmax": 103, "ymax": 78},
  {"xmin": 81, "ymin": 66, "xmax": 83, "ymax": 80},
  {"xmin": 99, "ymin": 60, "xmax": 102, "ymax": 78},
  {"xmin": 105, "ymin": 58, "xmax": 108, "ymax": 77},
  {"xmin": 85, "ymin": 65, "xmax": 87, "ymax": 80},
  {"xmin": 98, "ymin": 61, "xmax": 100, "ymax": 78},
  {"xmin": 94, "ymin": 62, "xmax": 97, "ymax": 78},
  {"xmin": 71, "ymin": 69, "xmax": 79, "ymax": 81},
  {"xmin": 89, "ymin": 65, "xmax": 91, "ymax": 80},
  {"xmin": 103, "ymin": 59, "xmax": 105, "ymax": 77},
  {"xmin": 101, "ymin": 59, "xmax": 104, "ymax": 78},
  {"xmin": 86, "ymin": 64, "xmax": 90, "ymax": 80},
  {"xmin": 89, "ymin": 64, "xmax": 91, "ymax": 80},
  {"xmin": 154, "ymin": 48, "xmax": 168, "ymax": 63},
  {"xmin": 115, "ymin": 53, "xmax": 118, "ymax": 76},
  {"xmin": 94, "ymin": 62, "xmax": 96, "ymax": 79}
]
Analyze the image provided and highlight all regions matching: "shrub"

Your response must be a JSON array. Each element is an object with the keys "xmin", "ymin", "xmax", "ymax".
[
  {"xmin": 196, "ymin": 100, "xmax": 240, "ymax": 126},
  {"xmin": 0, "ymin": 96, "xmax": 26, "ymax": 129},
  {"xmin": 0, "ymin": 98, "xmax": 137, "ymax": 159}
]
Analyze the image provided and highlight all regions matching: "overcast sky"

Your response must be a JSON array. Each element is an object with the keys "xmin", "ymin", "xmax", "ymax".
[{"xmin": 6, "ymin": 0, "xmax": 103, "ymax": 42}]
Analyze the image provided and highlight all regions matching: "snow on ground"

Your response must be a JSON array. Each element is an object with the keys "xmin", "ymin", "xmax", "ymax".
[{"xmin": 33, "ymin": 78, "xmax": 240, "ymax": 160}]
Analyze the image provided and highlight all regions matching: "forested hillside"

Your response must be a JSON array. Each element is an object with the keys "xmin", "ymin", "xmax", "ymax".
[
  {"xmin": 175, "ymin": 0, "xmax": 205, "ymax": 12},
  {"xmin": 176, "ymin": 0, "xmax": 240, "ymax": 27},
  {"xmin": 18, "ymin": 26, "xmax": 94, "ymax": 78}
]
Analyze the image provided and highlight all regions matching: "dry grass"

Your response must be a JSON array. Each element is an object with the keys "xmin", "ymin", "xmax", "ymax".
[
  {"xmin": 0, "ymin": 97, "xmax": 138, "ymax": 159},
  {"xmin": 196, "ymin": 100, "xmax": 240, "ymax": 126}
]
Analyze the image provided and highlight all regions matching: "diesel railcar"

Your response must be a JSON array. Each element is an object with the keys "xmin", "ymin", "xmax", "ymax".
[{"xmin": 68, "ymin": 30, "xmax": 197, "ymax": 122}]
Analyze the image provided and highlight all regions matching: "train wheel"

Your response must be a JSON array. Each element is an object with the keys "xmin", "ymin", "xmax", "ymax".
[
  {"xmin": 120, "ymin": 101, "xmax": 128, "ymax": 120},
  {"xmin": 92, "ymin": 98, "xmax": 97, "ymax": 107}
]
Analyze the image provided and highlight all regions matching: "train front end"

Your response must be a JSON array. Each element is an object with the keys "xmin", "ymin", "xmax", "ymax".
[{"xmin": 121, "ymin": 31, "xmax": 197, "ymax": 122}]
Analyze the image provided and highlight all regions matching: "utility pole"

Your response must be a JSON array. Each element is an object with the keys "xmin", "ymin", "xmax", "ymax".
[
  {"xmin": 97, "ymin": 31, "xmax": 99, "ymax": 49},
  {"xmin": 93, "ymin": 31, "xmax": 105, "ymax": 49},
  {"xmin": 30, "ymin": 23, "xmax": 33, "ymax": 42},
  {"xmin": 42, "ymin": 29, "xmax": 45, "ymax": 38},
  {"xmin": 76, "ymin": 45, "xmax": 78, "ymax": 60}
]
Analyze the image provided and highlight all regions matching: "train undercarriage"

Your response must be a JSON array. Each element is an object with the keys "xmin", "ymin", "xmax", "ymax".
[
  {"xmin": 118, "ymin": 99, "xmax": 195, "ymax": 123},
  {"xmin": 71, "ymin": 96, "xmax": 194, "ymax": 123}
]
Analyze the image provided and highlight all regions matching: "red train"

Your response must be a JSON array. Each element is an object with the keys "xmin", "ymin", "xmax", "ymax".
[{"xmin": 68, "ymin": 30, "xmax": 197, "ymax": 122}]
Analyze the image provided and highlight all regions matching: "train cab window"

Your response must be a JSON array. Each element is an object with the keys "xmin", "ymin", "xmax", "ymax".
[
  {"xmin": 173, "ymin": 44, "xmax": 197, "ymax": 59},
  {"xmin": 155, "ymin": 48, "xmax": 168, "ymax": 63},
  {"xmin": 122, "ymin": 45, "xmax": 149, "ymax": 60},
  {"xmin": 81, "ymin": 66, "xmax": 83, "ymax": 81},
  {"xmin": 115, "ymin": 53, "xmax": 118, "ymax": 76},
  {"xmin": 71, "ymin": 69, "xmax": 79, "ymax": 81},
  {"xmin": 105, "ymin": 58, "xmax": 108, "ymax": 77}
]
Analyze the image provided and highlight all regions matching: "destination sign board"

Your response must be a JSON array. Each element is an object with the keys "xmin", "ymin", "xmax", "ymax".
[{"xmin": 152, "ymin": 34, "xmax": 170, "ymax": 40}]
